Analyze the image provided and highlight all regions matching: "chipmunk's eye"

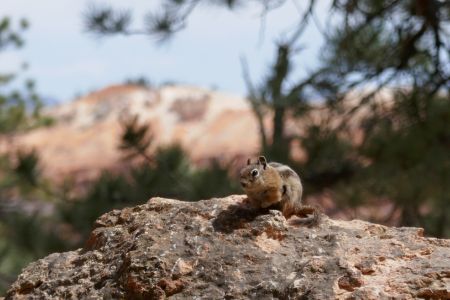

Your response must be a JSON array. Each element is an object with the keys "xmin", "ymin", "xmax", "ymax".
[{"xmin": 251, "ymin": 169, "xmax": 259, "ymax": 177}]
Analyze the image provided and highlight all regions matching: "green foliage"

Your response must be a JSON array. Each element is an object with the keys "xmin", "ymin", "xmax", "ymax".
[
  {"xmin": 317, "ymin": 0, "xmax": 450, "ymax": 237},
  {"xmin": 0, "ymin": 16, "xmax": 56, "ymax": 293},
  {"xmin": 325, "ymin": 23, "xmax": 395, "ymax": 75},
  {"xmin": 0, "ymin": 149, "xmax": 52, "ymax": 197},
  {"xmin": 119, "ymin": 115, "xmax": 153, "ymax": 160},
  {"xmin": 124, "ymin": 76, "xmax": 152, "ymax": 87},
  {"xmin": 0, "ymin": 210, "xmax": 72, "ymax": 294},
  {"xmin": 13, "ymin": 149, "xmax": 40, "ymax": 187},
  {"xmin": 300, "ymin": 124, "xmax": 358, "ymax": 192},
  {"xmin": 189, "ymin": 161, "xmax": 239, "ymax": 200},
  {"xmin": 60, "ymin": 144, "xmax": 239, "ymax": 239},
  {"xmin": 0, "ymin": 79, "xmax": 45, "ymax": 133},
  {"xmin": 0, "ymin": 16, "xmax": 28, "ymax": 49},
  {"xmin": 0, "ymin": 17, "xmax": 51, "ymax": 134},
  {"xmin": 357, "ymin": 93, "xmax": 450, "ymax": 235},
  {"xmin": 60, "ymin": 119, "xmax": 240, "ymax": 240},
  {"xmin": 60, "ymin": 172, "xmax": 132, "ymax": 235},
  {"xmin": 1, "ymin": 212, "xmax": 71, "ymax": 264},
  {"xmin": 84, "ymin": 1, "xmax": 285, "ymax": 41},
  {"xmin": 325, "ymin": 0, "xmax": 449, "ymax": 91},
  {"xmin": 84, "ymin": 5, "xmax": 131, "ymax": 35},
  {"xmin": 0, "ymin": 147, "xmax": 68, "ymax": 294}
]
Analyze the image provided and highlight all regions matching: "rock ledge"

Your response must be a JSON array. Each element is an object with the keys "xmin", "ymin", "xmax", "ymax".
[{"xmin": 5, "ymin": 195, "xmax": 450, "ymax": 299}]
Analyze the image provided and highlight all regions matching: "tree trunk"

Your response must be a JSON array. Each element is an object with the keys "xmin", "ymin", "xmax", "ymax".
[
  {"xmin": 269, "ymin": 105, "xmax": 288, "ymax": 161},
  {"xmin": 435, "ymin": 206, "xmax": 448, "ymax": 238}
]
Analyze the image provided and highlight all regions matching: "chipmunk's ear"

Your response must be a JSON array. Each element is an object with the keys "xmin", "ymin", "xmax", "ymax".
[
  {"xmin": 258, "ymin": 156, "xmax": 267, "ymax": 169},
  {"xmin": 247, "ymin": 158, "xmax": 251, "ymax": 165}
]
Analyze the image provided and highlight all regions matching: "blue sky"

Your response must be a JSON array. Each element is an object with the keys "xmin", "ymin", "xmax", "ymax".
[{"xmin": 2, "ymin": 1, "xmax": 328, "ymax": 102}]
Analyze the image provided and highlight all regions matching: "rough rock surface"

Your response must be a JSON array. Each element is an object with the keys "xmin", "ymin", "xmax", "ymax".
[{"xmin": 5, "ymin": 195, "xmax": 450, "ymax": 299}]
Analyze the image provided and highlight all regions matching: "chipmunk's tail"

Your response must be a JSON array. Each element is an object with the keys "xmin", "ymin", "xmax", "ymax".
[{"xmin": 289, "ymin": 204, "xmax": 322, "ymax": 227}]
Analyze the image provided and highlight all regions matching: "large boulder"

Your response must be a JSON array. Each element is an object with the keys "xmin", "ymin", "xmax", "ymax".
[{"xmin": 5, "ymin": 195, "xmax": 450, "ymax": 299}]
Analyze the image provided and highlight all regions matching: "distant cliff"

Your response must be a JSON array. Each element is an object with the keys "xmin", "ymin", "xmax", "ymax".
[
  {"xmin": 1, "ymin": 84, "xmax": 389, "ymax": 185},
  {"xmin": 6, "ymin": 195, "xmax": 450, "ymax": 299},
  {"xmin": 2, "ymin": 85, "xmax": 261, "ymax": 182}
]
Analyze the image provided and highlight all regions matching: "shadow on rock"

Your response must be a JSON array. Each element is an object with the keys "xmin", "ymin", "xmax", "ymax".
[{"xmin": 212, "ymin": 202, "xmax": 268, "ymax": 234}]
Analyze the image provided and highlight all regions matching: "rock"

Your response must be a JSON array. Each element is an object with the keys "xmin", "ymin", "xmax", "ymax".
[{"xmin": 5, "ymin": 195, "xmax": 450, "ymax": 299}]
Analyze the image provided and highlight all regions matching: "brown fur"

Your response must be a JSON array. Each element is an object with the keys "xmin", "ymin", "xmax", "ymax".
[{"xmin": 240, "ymin": 156, "xmax": 320, "ymax": 226}]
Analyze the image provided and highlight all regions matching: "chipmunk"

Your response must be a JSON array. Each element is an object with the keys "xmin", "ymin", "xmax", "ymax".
[{"xmin": 240, "ymin": 156, "xmax": 320, "ymax": 225}]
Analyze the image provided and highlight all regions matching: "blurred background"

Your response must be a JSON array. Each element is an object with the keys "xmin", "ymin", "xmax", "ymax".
[{"xmin": 1, "ymin": 0, "xmax": 449, "ymax": 293}]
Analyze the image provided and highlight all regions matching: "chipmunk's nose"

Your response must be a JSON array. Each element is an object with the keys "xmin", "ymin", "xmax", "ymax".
[{"xmin": 240, "ymin": 181, "xmax": 247, "ymax": 188}]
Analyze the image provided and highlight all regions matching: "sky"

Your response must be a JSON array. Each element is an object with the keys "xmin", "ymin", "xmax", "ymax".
[{"xmin": 2, "ymin": 0, "xmax": 329, "ymax": 103}]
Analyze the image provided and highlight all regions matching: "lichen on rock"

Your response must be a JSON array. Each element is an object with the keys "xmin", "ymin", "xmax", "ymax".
[{"xmin": 5, "ymin": 195, "xmax": 450, "ymax": 299}]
